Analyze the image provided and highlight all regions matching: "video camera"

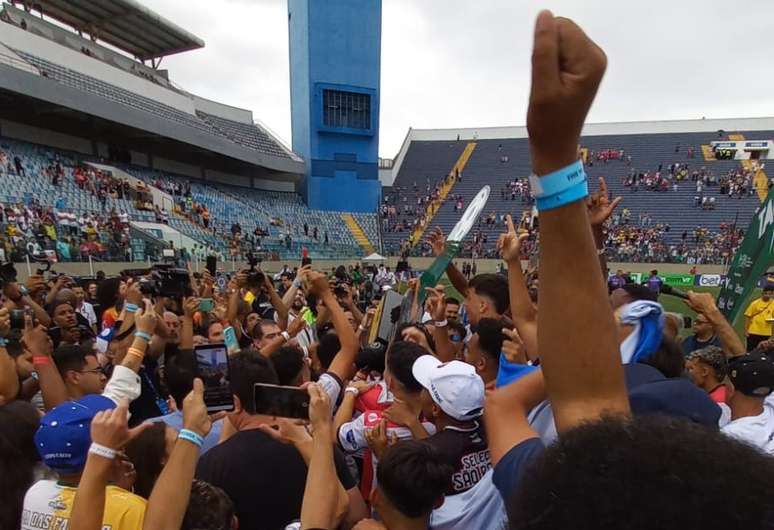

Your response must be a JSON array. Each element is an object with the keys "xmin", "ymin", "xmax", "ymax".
[
  {"xmin": 122, "ymin": 264, "xmax": 193, "ymax": 299},
  {"xmin": 245, "ymin": 252, "xmax": 264, "ymax": 286}
]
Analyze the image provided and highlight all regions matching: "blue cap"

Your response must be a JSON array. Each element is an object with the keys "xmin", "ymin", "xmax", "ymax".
[
  {"xmin": 34, "ymin": 394, "xmax": 116, "ymax": 473},
  {"xmin": 625, "ymin": 364, "xmax": 720, "ymax": 428}
]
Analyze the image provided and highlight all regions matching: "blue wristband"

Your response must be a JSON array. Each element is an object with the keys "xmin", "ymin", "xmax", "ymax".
[
  {"xmin": 125, "ymin": 303, "xmax": 139, "ymax": 314},
  {"xmin": 134, "ymin": 331, "xmax": 152, "ymax": 342},
  {"xmin": 529, "ymin": 160, "xmax": 586, "ymax": 198},
  {"xmin": 178, "ymin": 429, "xmax": 204, "ymax": 448},
  {"xmin": 0, "ymin": 338, "xmax": 7, "ymax": 347},
  {"xmin": 535, "ymin": 179, "xmax": 590, "ymax": 211}
]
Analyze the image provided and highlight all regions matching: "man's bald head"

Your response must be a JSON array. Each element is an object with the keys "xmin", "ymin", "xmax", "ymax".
[
  {"xmin": 164, "ymin": 311, "xmax": 181, "ymax": 344},
  {"xmin": 54, "ymin": 288, "xmax": 78, "ymax": 309}
]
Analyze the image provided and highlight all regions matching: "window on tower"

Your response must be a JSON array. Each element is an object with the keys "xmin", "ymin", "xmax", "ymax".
[{"xmin": 322, "ymin": 89, "xmax": 371, "ymax": 130}]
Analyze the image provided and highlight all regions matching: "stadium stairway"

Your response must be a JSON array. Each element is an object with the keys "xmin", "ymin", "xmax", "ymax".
[
  {"xmin": 341, "ymin": 214, "xmax": 375, "ymax": 255},
  {"xmin": 386, "ymin": 130, "xmax": 772, "ymax": 257},
  {"xmin": 408, "ymin": 141, "xmax": 477, "ymax": 247}
]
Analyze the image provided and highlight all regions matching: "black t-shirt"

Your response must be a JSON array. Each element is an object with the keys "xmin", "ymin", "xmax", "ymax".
[
  {"xmin": 196, "ymin": 428, "xmax": 356, "ymax": 530},
  {"xmin": 128, "ymin": 356, "xmax": 165, "ymax": 426},
  {"xmin": 424, "ymin": 421, "xmax": 491, "ymax": 496}
]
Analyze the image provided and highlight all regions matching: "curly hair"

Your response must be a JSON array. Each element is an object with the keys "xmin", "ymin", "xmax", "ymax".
[
  {"xmin": 181, "ymin": 479, "xmax": 235, "ymax": 530},
  {"xmin": 508, "ymin": 415, "xmax": 774, "ymax": 530}
]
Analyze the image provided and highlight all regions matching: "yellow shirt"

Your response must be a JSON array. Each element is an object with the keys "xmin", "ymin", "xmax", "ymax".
[
  {"xmin": 22, "ymin": 480, "xmax": 146, "ymax": 530},
  {"xmin": 745, "ymin": 297, "xmax": 774, "ymax": 336}
]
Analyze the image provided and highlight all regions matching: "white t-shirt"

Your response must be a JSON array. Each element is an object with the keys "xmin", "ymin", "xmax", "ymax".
[
  {"xmin": 77, "ymin": 301, "xmax": 97, "ymax": 328},
  {"xmin": 721, "ymin": 401, "xmax": 774, "ymax": 455},
  {"xmin": 429, "ymin": 469, "xmax": 508, "ymax": 530}
]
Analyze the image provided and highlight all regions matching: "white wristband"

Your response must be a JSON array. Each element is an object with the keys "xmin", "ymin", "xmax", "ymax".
[
  {"xmin": 89, "ymin": 442, "xmax": 117, "ymax": 460},
  {"xmin": 434, "ymin": 319, "xmax": 448, "ymax": 328},
  {"xmin": 345, "ymin": 387, "xmax": 360, "ymax": 397},
  {"xmin": 281, "ymin": 331, "xmax": 291, "ymax": 342}
]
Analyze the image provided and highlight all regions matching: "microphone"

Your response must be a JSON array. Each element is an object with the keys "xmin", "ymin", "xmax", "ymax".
[{"xmin": 660, "ymin": 284, "xmax": 690, "ymax": 300}]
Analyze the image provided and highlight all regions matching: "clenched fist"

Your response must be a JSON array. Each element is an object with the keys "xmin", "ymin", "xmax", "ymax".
[{"xmin": 527, "ymin": 11, "xmax": 607, "ymax": 176}]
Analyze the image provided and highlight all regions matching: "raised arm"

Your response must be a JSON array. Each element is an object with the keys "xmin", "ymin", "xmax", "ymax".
[
  {"xmin": 427, "ymin": 227, "xmax": 469, "ymax": 296},
  {"xmin": 69, "ymin": 399, "xmax": 151, "ymax": 530},
  {"xmin": 143, "ymin": 379, "xmax": 214, "ymax": 530},
  {"xmin": 586, "ymin": 177, "xmax": 622, "ymax": 279},
  {"xmin": 307, "ymin": 272, "xmax": 358, "ymax": 382},
  {"xmin": 301, "ymin": 383, "xmax": 349, "ymax": 529},
  {"xmin": 24, "ymin": 323, "xmax": 68, "ymax": 410},
  {"xmin": 529, "ymin": 12, "xmax": 629, "ymax": 433},
  {"xmin": 498, "ymin": 216, "xmax": 539, "ymax": 360},
  {"xmin": 685, "ymin": 291, "xmax": 745, "ymax": 358},
  {"xmin": 426, "ymin": 287, "xmax": 456, "ymax": 362},
  {"xmin": 180, "ymin": 296, "xmax": 198, "ymax": 351},
  {"xmin": 484, "ymin": 369, "xmax": 546, "ymax": 465},
  {"xmin": 264, "ymin": 275, "xmax": 289, "ymax": 330}
]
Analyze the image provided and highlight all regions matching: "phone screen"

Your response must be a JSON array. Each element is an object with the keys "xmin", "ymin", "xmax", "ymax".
[
  {"xmin": 253, "ymin": 383, "xmax": 310, "ymax": 420},
  {"xmin": 301, "ymin": 257, "xmax": 312, "ymax": 267},
  {"xmin": 199, "ymin": 298, "xmax": 215, "ymax": 313},
  {"xmin": 206, "ymin": 256, "xmax": 217, "ymax": 277},
  {"xmin": 224, "ymin": 326, "xmax": 240, "ymax": 355},
  {"xmin": 194, "ymin": 343, "xmax": 235, "ymax": 413}
]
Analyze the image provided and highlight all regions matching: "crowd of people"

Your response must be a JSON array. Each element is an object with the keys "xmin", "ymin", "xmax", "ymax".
[
  {"xmin": 2, "ymin": 14, "xmax": 773, "ymax": 530},
  {"xmin": 604, "ymin": 221, "xmax": 742, "ymax": 265}
]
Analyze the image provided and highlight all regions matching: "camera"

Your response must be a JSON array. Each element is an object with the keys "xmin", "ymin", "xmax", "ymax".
[
  {"xmin": 245, "ymin": 252, "xmax": 265, "ymax": 286},
  {"xmin": 123, "ymin": 264, "xmax": 193, "ymax": 299}
]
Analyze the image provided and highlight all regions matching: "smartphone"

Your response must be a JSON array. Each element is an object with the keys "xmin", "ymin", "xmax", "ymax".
[
  {"xmin": 9, "ymin": 309, "xmax": 25, "ymax": 330},
  {"xmin": 253, "ymin": 383, "xmax": 310, "ymax": 420},
  {"xmin": 206, "ymin": 256, "xmax": 217, "ymax": 277},
  {"xmin": 194, "ymin": 343, "xmax": 235, "ymax": 413},
  {"xmin": 300, "ymin": 307, "xmax": 316, "ymax": 326},
  {"xmin": 199, "ymin": 298, "xmax": 215, "ymax": 313},
  {"xmin": 301, "ymin": 256, "xmax": 312, "ymax": 267},
  {"xmin": 224, "ymin": 325, "xmax": 240, "ymax": 355}
]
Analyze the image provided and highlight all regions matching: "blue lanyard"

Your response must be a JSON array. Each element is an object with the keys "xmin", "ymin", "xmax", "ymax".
[{"xmin": 140, "ymin": 367, "xmax": 170, "ymax": 416}]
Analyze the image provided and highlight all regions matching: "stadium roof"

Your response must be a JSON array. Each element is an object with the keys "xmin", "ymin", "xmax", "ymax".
[{"xmin": 31, "ymin": 0, "xmax": 204, "ymax": 60}]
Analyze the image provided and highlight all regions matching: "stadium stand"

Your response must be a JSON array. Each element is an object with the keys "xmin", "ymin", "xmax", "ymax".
[
  {"xmin": 382, "ymin": 130, "xmax": 769, "ymax": 264},
  {"xmin": 0, "ymin": 135, "xmax": 379, "ymax": 262}
]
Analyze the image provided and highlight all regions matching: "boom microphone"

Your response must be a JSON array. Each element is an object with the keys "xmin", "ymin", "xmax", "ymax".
[{"xmin": 660, "ymin": 284, "xmax": 690, "ymax": 300}]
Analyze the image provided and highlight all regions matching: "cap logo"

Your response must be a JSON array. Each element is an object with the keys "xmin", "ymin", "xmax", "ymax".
[{"xmin": 429, "ymin": 382, "xmax": 444, "ymax": 404}]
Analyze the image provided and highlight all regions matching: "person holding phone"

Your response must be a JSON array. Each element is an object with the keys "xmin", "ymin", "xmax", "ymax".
[{"xmin": 194, "ymin": 352, "xmax": 360, "ymax": 530}]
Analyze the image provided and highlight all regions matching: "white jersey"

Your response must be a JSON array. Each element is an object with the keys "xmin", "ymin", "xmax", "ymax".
[{"xmin": 721, "ymin": 401, "xmax": 774, "ymax": 455}]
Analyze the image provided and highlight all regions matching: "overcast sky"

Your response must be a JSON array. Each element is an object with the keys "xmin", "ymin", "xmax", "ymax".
[{"xmin": 144, "ymin": 0, "xmax": 774, "ymax": 158}]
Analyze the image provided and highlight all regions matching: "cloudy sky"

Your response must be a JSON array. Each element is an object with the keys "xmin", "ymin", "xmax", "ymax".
[{"xmin": 144, "ymin": 0, "xmax": 774, "ymax": 158}]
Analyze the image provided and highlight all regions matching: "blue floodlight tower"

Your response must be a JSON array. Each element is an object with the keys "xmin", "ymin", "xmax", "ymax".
[{"xmin": 288, "ymin": 0, "xmax": 382, "ymax": 212}]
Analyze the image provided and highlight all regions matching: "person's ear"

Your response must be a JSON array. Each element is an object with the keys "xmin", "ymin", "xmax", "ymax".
[
  {"xmin": 432, "ymin": 403, "xmax": 442, "ymax": 420},
  {"xmin": 477, "ymin": 356, "xmax": 487, "ymax": 373},
  {"xmin": 231, "ymin": 515, "xmax": 239, "ymax": 530},
  {"xmin": 65, "ymin": 369, "xmax": 79, "ymax": 386}
]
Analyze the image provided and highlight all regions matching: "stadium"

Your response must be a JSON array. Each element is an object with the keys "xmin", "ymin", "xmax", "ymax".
[
  {"xmin": 0, "ymin": 0, "xmax": 768, "ymax": 280},
  {"xmin": 4, "ymin": 3, "xmax": 774, "ymax": 530}
]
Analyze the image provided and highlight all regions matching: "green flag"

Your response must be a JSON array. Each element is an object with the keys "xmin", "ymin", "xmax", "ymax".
[{"xmin": 718, "ymin": 188, "xmax": 774, "ymax": 324}]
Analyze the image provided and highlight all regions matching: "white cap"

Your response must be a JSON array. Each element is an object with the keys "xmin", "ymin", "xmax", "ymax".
[{"xmin": 412, "ymin": 355, "xmax": 485, "ymax": 421}]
